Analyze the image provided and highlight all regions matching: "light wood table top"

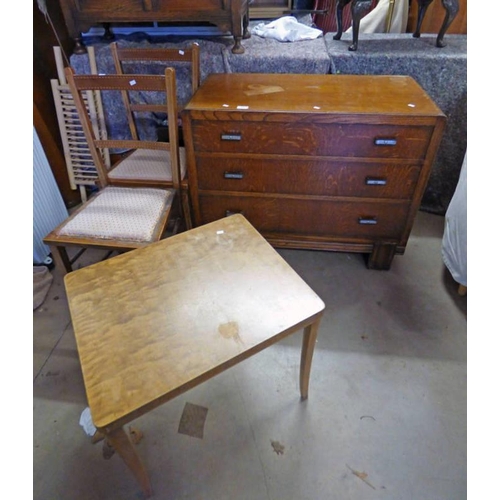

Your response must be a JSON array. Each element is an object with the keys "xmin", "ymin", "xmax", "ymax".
[{"xmin": 65, "ymin": 214, "xmax": 325, "ymax": 434}]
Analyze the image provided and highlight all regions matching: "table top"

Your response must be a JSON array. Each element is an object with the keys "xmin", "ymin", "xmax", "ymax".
[
  {"xmin": 183, "ymin": 73, "xmax": 445, "ymax": 117},
  {"xmin": 65, "ymin": 215, "xmax": 325, "ymax": 431}
]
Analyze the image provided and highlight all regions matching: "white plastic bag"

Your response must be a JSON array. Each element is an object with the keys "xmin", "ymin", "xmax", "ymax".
[
  {"xmin": 251, "ymin": 16, "xmax": 323, "ymax": 42},
  {"xmin": 79, "ymin": 407, "xmax": 97, "ymax": 436}
]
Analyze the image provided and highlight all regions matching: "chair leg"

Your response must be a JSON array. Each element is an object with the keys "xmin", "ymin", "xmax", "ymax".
[
  {"xmin": 181, "ymin": 190, "xmax": 193, "ymax": 230},
  {"xmin": 50, "ymin": 246, "xmax": 73, "ymax": 275}
]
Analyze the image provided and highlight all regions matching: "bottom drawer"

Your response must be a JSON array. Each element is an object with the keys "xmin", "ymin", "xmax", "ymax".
[{"xmin": 198, "ymin": 194, "xmax": 410, "ymax": 241}]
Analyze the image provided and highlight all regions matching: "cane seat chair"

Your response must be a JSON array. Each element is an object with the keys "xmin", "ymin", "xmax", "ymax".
[{"xmin": 43, "ymin": 68, "xmax": 183, "ymax": 274}]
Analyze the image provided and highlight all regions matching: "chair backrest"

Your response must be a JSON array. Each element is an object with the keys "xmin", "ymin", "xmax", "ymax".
[
  {"xmin": 65, "ymin": 67, "xmax": 181, "ymax": 190},
  {"xmin": 110, "ymin": 42, "xmax": 201, "ymax": 140}
]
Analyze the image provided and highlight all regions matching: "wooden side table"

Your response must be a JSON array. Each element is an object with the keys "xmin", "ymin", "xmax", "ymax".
[{"xmin": 65, "ymin": 214, "xmax": 325, "ymax": 496}]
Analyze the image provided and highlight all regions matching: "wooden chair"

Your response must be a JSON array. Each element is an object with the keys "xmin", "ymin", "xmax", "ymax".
[
  {"xmin": 110, "ymin": 41, "xmax": 200, "ymax": 143},
  {"xmin": 108, "ymin": 42, "xmax": 200, "ymax": 228},
  {"xmin": 44, "ymin": 68, "xmax": 184, "ymax": 275}
]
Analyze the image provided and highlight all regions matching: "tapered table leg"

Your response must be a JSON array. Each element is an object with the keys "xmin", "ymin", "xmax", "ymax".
[
  {"xmin": 105, "ymin": 427, "xmax": 152, "ymax": 498},
  {"xmin": 300, "ymin": 319, "xmax": 321, "ymax": 400}
]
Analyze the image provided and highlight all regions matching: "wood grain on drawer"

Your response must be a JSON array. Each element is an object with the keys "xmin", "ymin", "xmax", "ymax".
[
  {"xmin": 196, "ymin": 156, "xmax": 422, "ymax": 199},
  {"xmin": 191, "ymin": 121, "xmax": 433, "ymax": 159},
  {"xmin": 198, "ymin": 194, "xmax": 410, "ymax": 239}
]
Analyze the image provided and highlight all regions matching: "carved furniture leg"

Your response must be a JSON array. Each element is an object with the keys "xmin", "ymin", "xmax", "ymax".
[
  {"xmin": 300, "ymin": 319, "xmax": 321, "ymax": 400},
  {"xmin": 105, "ymin": 427, "xmax": 153, "ymax": 498},
  {"xmin": 243, "ymin": 4, "xmax": 251, "ymax": 39},
  {"xmin": 349, "ymin": 0, "xmax": 374, "ymax": 51},
  {"xmin": 73, "ymin": 35, "xmax": 87, "ymax": 55},
  {"xmin": 413, "ymin": 0, "xmax": 434, "ymax": 39},
  {"xmin": 103, "ymin": 23, "xmax": 115, "ymax": 40},
  {"xmin": 436, "ymin": 0, "xmax": 459, "ymax": 47},
  {"xmin": 333, "ymin": 0, "xmax": 351, "ymax": 41},
  {"xmin": 231, "ymin": 3, "xmax": 245, "ymax": 53},
  {"xmin": 232, "ymin": 36, "xmax": 244, "ymax": 54}
]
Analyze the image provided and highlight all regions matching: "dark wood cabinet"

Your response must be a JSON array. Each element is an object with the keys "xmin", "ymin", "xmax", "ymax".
[
  {"xmin": 182, "ymin": 73, "xmax": 446, "ymax": 270},
  {"xmin": 58, "ymin": 0, "xmax": 250, "ymax": 54}
]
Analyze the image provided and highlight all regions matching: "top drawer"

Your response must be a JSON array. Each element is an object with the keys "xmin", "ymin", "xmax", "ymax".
[{"xmin": 190, "ymin": 121, "xmax": 434, "ymax": 160}]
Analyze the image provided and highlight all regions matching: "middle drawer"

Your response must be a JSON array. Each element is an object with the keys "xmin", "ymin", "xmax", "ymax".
[{"xmin": 195, "ymin": 156, "xmax": 422, "ymax": 199}]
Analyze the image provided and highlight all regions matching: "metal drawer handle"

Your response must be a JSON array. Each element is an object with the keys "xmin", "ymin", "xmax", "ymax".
[
  {"xmin": 224, "ymin": 171, "xmax": 244, "ymax": 180},
  {"xmin": 221, "ymin": 133, "xmax": 242, "ymax": 141},
  {"xmin": 365, "ymin": 177, "xmax": 387, "ymax": 186},
  {"xmin": 374, "ymin": 138, "xmax": 397, "ymax": 146},
  {"xmin": 358, "ymin": 217, "xmax": 378, "ymax": 225},
  {"xmin": 225, "ymin": 210, "xmax": 243, "ymax": 217}
]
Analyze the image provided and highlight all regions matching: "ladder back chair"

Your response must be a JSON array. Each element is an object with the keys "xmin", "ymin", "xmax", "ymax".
[
  {"xmin": 109, "ymin": 42, "xmax": 200, "ymax": 227},
  {"xmin": 44, "ymin": 67, "xmax": 184, "ymax": 275},
  {"xmin": 110, "ymin": 41, "xmax": 201, "ymax": 142}
]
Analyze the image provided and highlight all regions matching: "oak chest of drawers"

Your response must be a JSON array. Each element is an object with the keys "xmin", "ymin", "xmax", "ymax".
[{"xmin": 182, "ymin": 73, "xmax": 446, "ymax": 269}]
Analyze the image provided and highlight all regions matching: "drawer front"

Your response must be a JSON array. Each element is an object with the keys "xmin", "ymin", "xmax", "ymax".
[
  {"xmin": 191, "ymin": 121, "xmax": 433, "ymax": 160},
  {"xmin": 196, "ymin": 157, "xmax": 421, "ymax": 199},
  {"xmin": 198, "ymin": 194, "xmax": 409, "ymax": 240}
]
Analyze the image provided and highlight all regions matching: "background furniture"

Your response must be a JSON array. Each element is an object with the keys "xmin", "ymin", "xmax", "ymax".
[
  {"xmin": 44, "ymin": 69, "xmax": 183, "ymax": 273},
  {"xmin": 57, "ymin": 0, "xmax": 250, "ymax": 54},
  {"xmin": 182, "ymin": 73, "xmax": 445, "ymax": 270},
  {"xmin": 64, "ymin": 214, "xmax": 324, "ymax": 496},
  {"xmin": 406, "ymin": 0, "xmax": 466, "ymax": 36}
]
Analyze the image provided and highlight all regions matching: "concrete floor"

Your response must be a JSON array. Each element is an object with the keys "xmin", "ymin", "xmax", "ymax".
[{"xmin": 33, "ymin": 211, "xmax": 467, "ymax": 500}]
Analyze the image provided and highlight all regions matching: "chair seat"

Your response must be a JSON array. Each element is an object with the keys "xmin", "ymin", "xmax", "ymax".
[
  {"xmin": 108, "ymin": 147, "xmax": 186, "ymax": 182},
  {"xmin": 58, "ymin": 187, "xmax": 175, "ymax": 242}
]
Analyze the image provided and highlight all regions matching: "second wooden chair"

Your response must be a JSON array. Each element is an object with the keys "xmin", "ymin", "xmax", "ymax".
[{"xmin": 44, "ymin": 68, "xmax": 186, "ymax": 274}]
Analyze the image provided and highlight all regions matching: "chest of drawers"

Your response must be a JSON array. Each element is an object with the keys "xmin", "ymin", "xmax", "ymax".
[{"xmin": 182, "ymin": 74, "xmax": 446, "ymax": 269}]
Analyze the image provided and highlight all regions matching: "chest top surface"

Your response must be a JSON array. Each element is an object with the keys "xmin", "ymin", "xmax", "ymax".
[{"xmin": 184, "ymin": 73, "xmax": 445, "ymax": 118}]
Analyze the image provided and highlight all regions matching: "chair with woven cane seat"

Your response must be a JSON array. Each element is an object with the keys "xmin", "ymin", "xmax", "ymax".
[
  {"xmin": 43, "ymin": 68, "xmax": 183, "ymax": 275},
  {"xmin": 109, "ymin": 42, "xmax": 200, "ymax": 228}
]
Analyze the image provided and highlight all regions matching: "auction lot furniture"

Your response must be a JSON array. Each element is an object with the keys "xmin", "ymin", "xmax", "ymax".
[
  {"xmin": 182, "ymin": 73, "xmax": 445, "ymax": 269},
  {"xmin": 58, "ymin": 0, "xmax": 250, "ymax": 54},
  {"xmin": 65, "ymin": 214, "xmax": 325, "ymax": 496}
]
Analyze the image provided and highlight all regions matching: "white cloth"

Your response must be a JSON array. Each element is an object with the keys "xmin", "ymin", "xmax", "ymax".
[
  {"xmin": 442, "ymin": 151, "xmax": 467, "ymax": 286},
  {"xmin": 251, "ymin": 16, "xmax": 323, "ymax": 42},
  {"xmin": 346, "ymin": 0, "xmax": 409, "ymax": 34}
]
